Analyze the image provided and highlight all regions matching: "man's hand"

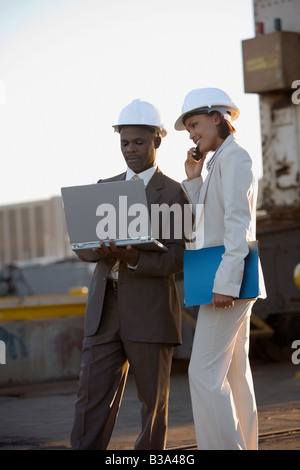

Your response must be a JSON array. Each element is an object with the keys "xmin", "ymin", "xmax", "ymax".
[
  {"xmin": 211, "ymin": 293, "xmax": 235, "ymax": 310},
  {"xmin": 92, "ymin": 240, "xmax": 140, "ymax": 266}
]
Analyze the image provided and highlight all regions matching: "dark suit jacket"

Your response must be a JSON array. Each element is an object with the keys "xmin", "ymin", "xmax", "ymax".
[{"xmin": 83, "ymin": 167, "xmax": 189, "ymax": 345}]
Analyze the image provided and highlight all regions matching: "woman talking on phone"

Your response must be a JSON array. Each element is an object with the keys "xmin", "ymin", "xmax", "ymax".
[{"xmin": 175, "ymin": 88, "xmax": 266, "ymax": 450}]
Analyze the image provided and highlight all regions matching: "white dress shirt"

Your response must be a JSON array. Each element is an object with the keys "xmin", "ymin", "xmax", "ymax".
[{"xmin": 109, "ymin": 165, "xmax": 158, "ymax": 279}]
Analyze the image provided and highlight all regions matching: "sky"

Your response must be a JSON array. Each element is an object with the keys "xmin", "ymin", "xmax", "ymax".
[{"xmin": 0, "ymin": 0, "xmax": 262, "ymax": 206}]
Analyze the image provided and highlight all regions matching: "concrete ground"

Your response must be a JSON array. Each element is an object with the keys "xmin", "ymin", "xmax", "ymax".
[{"xmin": 0, "ymin": 360, "xmax": 299, "ymax": 451}]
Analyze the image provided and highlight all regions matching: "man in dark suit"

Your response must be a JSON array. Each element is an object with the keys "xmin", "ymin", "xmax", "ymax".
[{"xmin": 70, "ymin": 99, "xmax": 189, "ymax": 450}]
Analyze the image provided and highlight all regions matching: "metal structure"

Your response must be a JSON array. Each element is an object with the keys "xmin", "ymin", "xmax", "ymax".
[{"xmin": 242, "ymin": 0, "xmax": 300, "ymax": 358}]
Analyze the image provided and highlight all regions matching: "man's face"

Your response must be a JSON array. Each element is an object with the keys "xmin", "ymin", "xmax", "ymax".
[{"xmin": 120, "ymin": 126, "xmax": 161, "ymax": 174}]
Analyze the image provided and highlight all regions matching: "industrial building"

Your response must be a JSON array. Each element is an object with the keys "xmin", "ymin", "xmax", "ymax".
[
  {"xmin": 0, "ymin": 196, "xmax": 72, "ymax": 268},
  {"xmin": 0, "ymin": 0, "xmax": 299, "ymax": 368},
  {"xmin": 242, "ymin": 0, "xmax": 300, "ymax": 359}
]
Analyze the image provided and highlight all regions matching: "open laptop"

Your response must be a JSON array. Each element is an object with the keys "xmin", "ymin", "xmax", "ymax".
[{"xmin": 61, "ymin": 179, "xmax": 167, "ymax": 262}]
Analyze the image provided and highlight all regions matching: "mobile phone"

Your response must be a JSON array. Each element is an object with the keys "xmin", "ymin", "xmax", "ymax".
[{"xmin": 193, "ymin": 146, "xmax": 203, "ymax": 161}]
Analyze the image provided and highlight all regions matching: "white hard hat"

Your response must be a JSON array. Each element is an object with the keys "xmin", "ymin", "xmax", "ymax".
[
  {"xmin": 113, "ymin": 99, "xmax": 167, "ymax": 137},
  {"xmin": 174, "ymin": 88, "xmax": 240, "ymax": 131}
]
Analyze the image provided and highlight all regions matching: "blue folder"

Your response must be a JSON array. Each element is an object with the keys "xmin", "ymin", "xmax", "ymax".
[{"xmin": 184, "ymin": 241, "xmax": 259, "ymax": 307}]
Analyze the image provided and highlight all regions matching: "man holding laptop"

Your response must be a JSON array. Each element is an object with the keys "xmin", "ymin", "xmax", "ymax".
[{"xmin": 70, "ymin": 99, "xmax": 189, "ymax": 450}]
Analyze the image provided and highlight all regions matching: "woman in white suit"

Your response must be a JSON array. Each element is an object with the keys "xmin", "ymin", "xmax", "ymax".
[{"xmin": 175, "ymin": 88, "xmax": 266, "ymax": 450}]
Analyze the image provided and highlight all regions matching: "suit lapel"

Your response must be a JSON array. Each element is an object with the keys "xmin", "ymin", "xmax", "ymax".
[
  {"xmin": 198, "ymin": 159, "xmax": 216, "ymax": 204},
  {"xmin": 100, "ymin": 168, "xmax": 163, "ymax": 207},
  {"xmin": 199, "ymin": 135, "xmax": 235, "ymax": 204},
  {"xmin": 145, "ymin": 168, "xmax": 164, "ymax": 206}
]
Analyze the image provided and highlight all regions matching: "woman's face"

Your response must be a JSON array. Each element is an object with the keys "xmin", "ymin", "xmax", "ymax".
[{"xmin": 184, "ymin": 113, "xmax": 223, "ymax": 154}]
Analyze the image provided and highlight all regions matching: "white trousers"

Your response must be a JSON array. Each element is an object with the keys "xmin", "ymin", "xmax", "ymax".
[{"xmin": 188, "ymin": 299, "xmax": 258, "ymax": 450}]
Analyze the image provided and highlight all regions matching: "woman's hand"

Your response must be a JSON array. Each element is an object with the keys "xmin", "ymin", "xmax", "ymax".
[
  {"xmin": 185, "ymin": 149, "xmax": 207, "ymax": 181},
  {"xmin": 211, "ymin": 293, "xmax": 235, "ymax": 310}
]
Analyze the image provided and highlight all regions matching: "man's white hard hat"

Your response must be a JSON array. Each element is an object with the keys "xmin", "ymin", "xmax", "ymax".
[
  {"xmin": 174, "ymin": 88, "xmax": 240, "ymax": 131},
  {"xmin": 113, "ymin": 99, "xmax": 167, "ymax": 137}
]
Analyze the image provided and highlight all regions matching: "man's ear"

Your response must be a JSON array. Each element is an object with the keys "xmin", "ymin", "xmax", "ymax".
[{"xmin": 154, "ymin": 135, "xmax": 162, "ymax": 149}]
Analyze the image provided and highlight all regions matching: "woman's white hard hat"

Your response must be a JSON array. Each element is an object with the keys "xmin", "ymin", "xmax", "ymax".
[
  {"xmin": 174, "ymin": 87, "xmax": 240, "ymax": 131},
  {"xmin": 113, "ymin": 99, "xmax": 167, "ymax": 137}
]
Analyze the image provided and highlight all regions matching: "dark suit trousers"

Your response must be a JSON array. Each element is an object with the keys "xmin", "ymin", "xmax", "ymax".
[{"xmin": 70, "ymin": 287, "xmax": 173, "ymax": 450}]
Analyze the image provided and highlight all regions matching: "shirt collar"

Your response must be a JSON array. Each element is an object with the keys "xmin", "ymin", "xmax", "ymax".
[
  {"xmin": 206, "ymin": 134, "xmax": 235, "ymax": 171},
  {"xmin": 126, "ymin": 165, "xmax": 157, "ymax": 187}
]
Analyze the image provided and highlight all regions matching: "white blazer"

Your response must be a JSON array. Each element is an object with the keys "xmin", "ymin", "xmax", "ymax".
[{"xmin": 182, "ymin": 134, "xmax": 266, "ymax": 299}]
